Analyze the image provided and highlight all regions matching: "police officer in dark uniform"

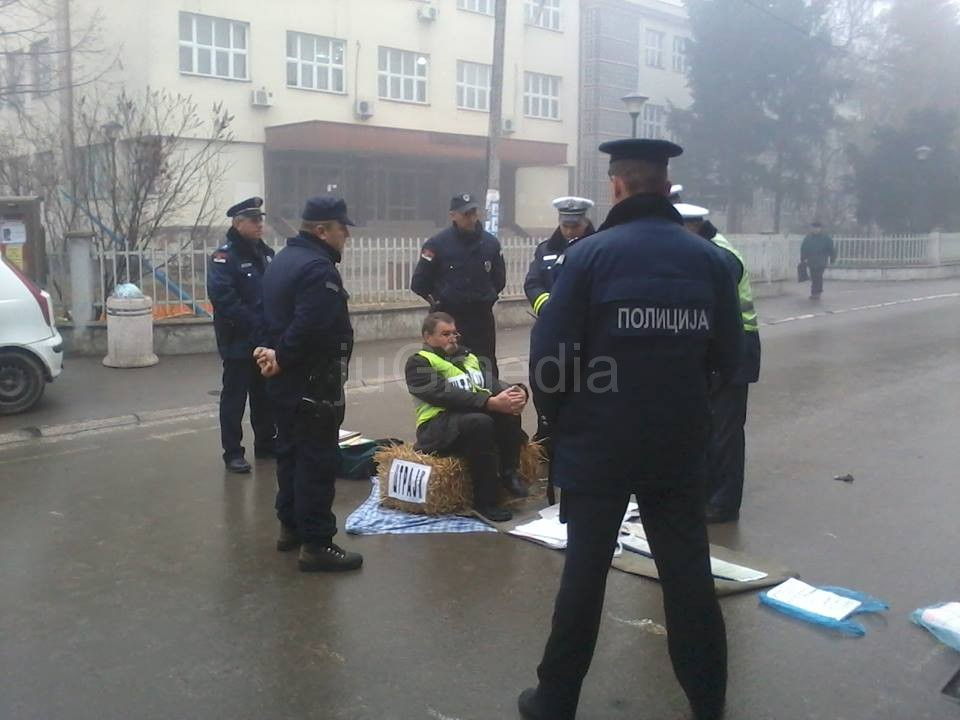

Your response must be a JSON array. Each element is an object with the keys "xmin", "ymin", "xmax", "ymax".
[
  {"xmin": 410, "ymin": 193, "xmax": 506, "ymax": 376},
  {"xmin": 519, "ymin": 139, "xmax": 743, "ymax": 720},
  {"xmin": 254, "ymin": 196, "xmax": 362, "ymax": 573},
  {"xmin": 208, "ymin": 197, "xmax": 276, "ymax": 474}
]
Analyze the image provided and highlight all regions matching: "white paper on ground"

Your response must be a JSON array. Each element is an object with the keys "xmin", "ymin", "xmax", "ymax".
[
  {"xmin": 920, "ymin": 602, "xmax": 960, "ymax": 635},
  {"xmin": 509, "ymin": 517, "xmax": 568, "ymax": 549},
  {"xmin": 765, "ymin": 578, "xmax": 862, "ymax": 621},
  {"xmin": 339, "ymin": 429, "xmax": 361, "ymax": 442}
]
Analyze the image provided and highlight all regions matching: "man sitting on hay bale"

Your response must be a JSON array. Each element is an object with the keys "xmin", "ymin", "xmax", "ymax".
[{"xmin": 404, "ymin": 312, "xmax": 530, "ymax": 522}]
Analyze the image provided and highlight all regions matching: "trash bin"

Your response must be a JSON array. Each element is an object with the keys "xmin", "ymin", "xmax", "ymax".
[{"xmin": 102, "ymin": 284, "xmax": 159, "ymax": 368}]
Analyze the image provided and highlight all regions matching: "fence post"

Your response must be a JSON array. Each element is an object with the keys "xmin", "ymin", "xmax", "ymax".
[
  {"xmin": 66, "ymin": 231, "xmax": 96, "ymax": 328},
  {"xmin": 929, "ymin": 231, "xmax": 942, "ymax": 265}
]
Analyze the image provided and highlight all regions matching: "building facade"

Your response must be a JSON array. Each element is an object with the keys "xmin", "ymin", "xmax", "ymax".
[
  {"xmin": 7, "ymin": 0, "xmax": 582, "ymax": 234},
  {"xmin": 578, "ymin": 0, "xmax": 691, "ymax": 219}
]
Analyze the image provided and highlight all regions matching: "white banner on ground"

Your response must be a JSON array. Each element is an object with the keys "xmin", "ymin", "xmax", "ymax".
[{"xmin": 387, "ymin": 460, "xmax": 432, "ymax": 504}]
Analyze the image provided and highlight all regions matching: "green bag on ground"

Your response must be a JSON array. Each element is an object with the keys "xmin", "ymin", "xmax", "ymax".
[{"xmin": 339, "ymin": 438, "xmax": 403, "ymax": 479}]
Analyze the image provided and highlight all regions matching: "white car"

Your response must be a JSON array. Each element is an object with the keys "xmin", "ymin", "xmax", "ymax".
[{"xmin": 0, "ymin": 255, "xmax": 63, "ymax": 414}]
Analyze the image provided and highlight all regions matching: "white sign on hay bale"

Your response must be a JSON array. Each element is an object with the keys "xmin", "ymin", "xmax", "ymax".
[{"xmin": 387, "ymin": 460, "xmax": 432, "ymax": 504}]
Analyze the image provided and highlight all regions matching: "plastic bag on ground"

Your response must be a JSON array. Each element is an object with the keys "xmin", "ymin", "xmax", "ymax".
[
  {"xmin": 912, "ymin": 602, "xmax": 960, "ymax": 652},
  {"xmin": 112, "ymin": 283, "xmax": 145, "ymax": 299},
  {"xmin": 759, "ymin": 579, "xmax": 888, "ymax": 636}
]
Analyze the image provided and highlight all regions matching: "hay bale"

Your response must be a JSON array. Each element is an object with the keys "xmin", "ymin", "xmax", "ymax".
[{"xmin": 375, "ymin": 440, "xmax": 546, "ymax": 516}]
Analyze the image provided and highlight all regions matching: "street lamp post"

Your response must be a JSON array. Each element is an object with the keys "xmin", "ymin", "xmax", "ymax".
[{"xmin": 621, "ymin": 91, "xmax": 649, "ymax": 138}]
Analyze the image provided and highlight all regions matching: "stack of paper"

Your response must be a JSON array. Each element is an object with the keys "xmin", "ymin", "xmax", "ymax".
[{"xmin": 765, "ymin": 578, "xmax": 862, "ymax": 621}]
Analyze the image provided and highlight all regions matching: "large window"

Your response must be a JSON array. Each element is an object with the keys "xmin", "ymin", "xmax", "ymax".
[
  {"xmin": 641, "ymin": 104, "xmax": 665, "ymax": 139},
  {"xmin": 672, "ymin": 36, "xmax": 689, "ymax": 73},
  {"xmin": 378, "ymin": 47, "xmax": 428, "ymax": 103},
  {"xmin": 179, "ymin": 12, "xmax": 248, "ymax": 80},
  {"xmin": 524, "ymin": 72, "xmax": 560, "ymax": 120},
  {"xmin": 457, "ymin": 0, "xmax": 494, "ymax": 14},
  {"xmin": 644, "ymin": 28, "xmax": 665, "ymax": 69},
  {"xmin": 286, "ymin": 32, "xmax": 345, "ymax": 93},
  {"xmin": 525, "ymin": 0, "xmax": 561, "ymax": 30},
  {"xmin": 456, "ymin": 61, "xmax": 491, "ymax": 111}
]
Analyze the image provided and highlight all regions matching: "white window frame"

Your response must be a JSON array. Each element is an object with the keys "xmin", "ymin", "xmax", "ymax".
[
  {"xmin": 523, "ymin": 71, "xmax": 560, "ymax": 120},
  {"xmin": 456, "ymin": 60, "xmax": 491, "ymax": 111},
  {"xmin": 525, "ymin": 0, "xmax": 561, "ymax": 31},
  {"xmin": 672, "ymin": 36, "xmax": 689, "ymax": 73},
  {"xmin": 641, "ymin": 103, "xmax": 665, "ymax": 139},
  {"xmin": 644, "ymin": 28, "xmax": 665, "ymax": 69},
  {"xmin": 457, "ymin": 0, "xmax": 494, "ymax": 15},
  {"xmin": 179, "ymin": 12, "xmax": 249, "ymax": 81},
  {"xmin": 286, "ymin": 32, "xmax": 346, "ymax": 94},
  {"xmin": 378, "ymin": 47, "xmax": 429, "ymax": 104}
]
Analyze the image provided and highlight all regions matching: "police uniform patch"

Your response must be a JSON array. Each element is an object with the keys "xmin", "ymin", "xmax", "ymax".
[
  {"xmin": 421, "ymin": 248, "xmax": 435, "ymax": 262},
  {"xmin": 212, "ymin": 252, "xmax": 228, "ymax": 264}
]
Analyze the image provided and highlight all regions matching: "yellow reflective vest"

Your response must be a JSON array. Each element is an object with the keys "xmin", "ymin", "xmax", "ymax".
[
  {"xmin": 710, "ymin": 233, "xmax": 758, "ymax": 333},
  {"xmin": 413, "ymin": 350, "xmax": 491, "ymax": 427}
]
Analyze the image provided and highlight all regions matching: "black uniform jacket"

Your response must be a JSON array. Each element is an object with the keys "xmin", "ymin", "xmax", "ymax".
[
  {"xmin": 261, "ymin": 232, "xmax": 354, "ymax": 408},
  {"xmin": 530, "ymin": 194, "xmax": 743, "ymax": 494},
  {"xmin": 523, "ymin": 223, "xmax": 595, "ymax": 309},
  {"xmin": 207, "ymin": 228, "xmax": 274, "ymax": 360},
  {"xmin": 405, "ymin": 345, "xmax": 524, "ymax": 452},
  {"xmin": 410, "ymin": 222, "xmax": 506, "ymax": 308},
  {"xmin": 801, "ymin": 232, "xmax": 836, "ymax": 266}
]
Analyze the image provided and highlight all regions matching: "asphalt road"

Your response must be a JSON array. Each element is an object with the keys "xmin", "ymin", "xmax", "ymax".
[{"xmin": 2, "ymin": 279, "xmax": 960, "ymax": 720}]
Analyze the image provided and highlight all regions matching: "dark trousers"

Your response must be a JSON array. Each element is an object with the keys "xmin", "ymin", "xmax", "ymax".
[
  {"xmin": 442, "ymin": 304, "xmax": 498, "ymax": 377},
  {"xmin": 273, "ymin": 404, "xmax": 339, "ymax": 543},
  {"xmin": 809, "ymin": 261, "xmax": 826, "ymax": 296},
  {"xmin": 219, "ymin": 358, "xmax": 275, "ymax": 461},
  {"xmin": 443, "ymin": 412, "xmax": 522, "ymax": 507},
  {"xmin": 706, "ymin": 383, "xmax": 749, "ymax": 514},
  {"xmin": 535, "ymin": 484, "xmax": 727, "ymax": 720}
]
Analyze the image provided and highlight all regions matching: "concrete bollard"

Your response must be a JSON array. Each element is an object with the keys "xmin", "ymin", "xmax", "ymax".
[{"xmin": 102, "ymin": 294, "xmax": 159, "ymax": 368}]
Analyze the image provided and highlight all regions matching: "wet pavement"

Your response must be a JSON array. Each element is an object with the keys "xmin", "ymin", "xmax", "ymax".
[{"xmin": 2, "ymin": 279, "xmax": 960, "ymax": 719}]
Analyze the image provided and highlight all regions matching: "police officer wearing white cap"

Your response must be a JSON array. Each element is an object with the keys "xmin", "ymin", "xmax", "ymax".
[{"xmin": 675, "ymin": 202, "xmax": 762, "ymax": 524}]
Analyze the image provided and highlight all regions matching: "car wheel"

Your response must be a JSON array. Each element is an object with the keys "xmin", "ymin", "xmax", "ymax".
[{"xmin": 0, "ymin": 350, "xmax": 46, "ymax": 415}]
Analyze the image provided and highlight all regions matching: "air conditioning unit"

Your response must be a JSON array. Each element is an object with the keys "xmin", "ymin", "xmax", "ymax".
[
  {"xmin": 354, "ymin": 98, "xmax": 375, "ymax": 120},
  {"xmin": 417, "ymin": 5, "xmax": 439, "ymax": 21},
  {"xmin": 251, "ymin": 88, "xmax": 273, "ymax": 107},
  {"xmin": 502, "ymin": 117, "xmax": 516, "ymax": 135}
]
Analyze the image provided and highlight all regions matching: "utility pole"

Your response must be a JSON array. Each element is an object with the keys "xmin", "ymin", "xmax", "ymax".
[
  {"xmin": 483, "ymin": 0, "xmax": 507, "ymax": 235},
  {"xmin": 60, "ymin": 0, "xmax": 78, "ymax": 230}
]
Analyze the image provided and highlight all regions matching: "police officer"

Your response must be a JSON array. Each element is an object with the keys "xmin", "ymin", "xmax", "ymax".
[
  {"xmin": 800, "ymin": 220, "xmax": 836, "ymax": 299},
  {"xmin": 208, "ymin": 197, "xmax": 276, "ymax": 474},
  {"xmin": 410, "ymin": 193, "xmax": 506, "ymax": 376},
  {"xmin": 677, "ymin": 203, "xmax": 762, "ymax": 524},
  {"xmin": 253, "ymin": 196, "xmax": 362, "ymax": 573},
  {"xmin": 519, "ymin": 139, "xmax": 742, "ymax": 720}
]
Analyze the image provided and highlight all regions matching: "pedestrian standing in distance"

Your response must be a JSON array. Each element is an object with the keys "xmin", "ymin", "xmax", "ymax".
[
  {"xmin": 410, "ymin": 193, "xmax": 506, "ymax": 376},
  {"xmin": 800, "ymin": 221, "xmax": 836, "ymax": 300},
  {"xmin": 207, "ymin": 197, "xmax": 276, "ymax": 474},
  {"xmin": 677, "ymin": 203, "xmax": 762, "ymax": 524},
  {"xmin": 254, "ymin": 196, "xmax": 362, "ymax": 573},
  {"xmin": 519, "ymin": 139, "xmax": 743, "ymax": 720},
  {"xmin": 524, "ymin": 196, "xmax": 595, "ymax": 454}
]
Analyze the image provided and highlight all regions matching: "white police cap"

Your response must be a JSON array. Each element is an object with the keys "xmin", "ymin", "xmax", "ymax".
[
  {"xmin": 552, "ymin": 196, "xmax": 594, "ymax": 221},
  {"xmin": 674, "ymin": 202, "xmax": 710, "ymax": 220}
]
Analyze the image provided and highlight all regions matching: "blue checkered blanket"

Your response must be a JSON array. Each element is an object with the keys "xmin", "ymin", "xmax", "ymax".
[{"xmin": 345, "ymin": 478, "xmax": 496, "ymax": 535}]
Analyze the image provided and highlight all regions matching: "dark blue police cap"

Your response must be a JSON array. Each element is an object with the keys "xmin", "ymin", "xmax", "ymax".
[
  {"xmin": 450, "ymin": 192, "xmax": 481, "ymax": 212},
  {"xmin": 302, "ymin": 195, "xmax": 355, "ymax": 226},
  {"xmin": 599, "ymin": 138, "xmax": 683, "ymax": 166},
  {"xmin": 226, "ymin": 196, "xmax": 265, "ymax": 219}
]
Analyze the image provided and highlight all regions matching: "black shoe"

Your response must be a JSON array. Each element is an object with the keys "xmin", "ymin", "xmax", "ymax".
[
  {"xmin": 705, "ymin": 505, "xmax": 739, "ymax": 524},
  {"xmin": 518, "ymin": 688, "xmax": 545, "ymax": 720},
  {"xmin": 502, "ymin": 470, "xmax": 530, "ymax": 498},
  {"xmin": 254, "ymin": 445, "xmax": 276, "ymax": 459},
  {"xmin": 276, "ymin": 524, "xmax": 301, "ymax": 552},
  {"xmin": 298, "ymin": 542, "xmax": 363, "ymax": 572},
  {"xmin": 476, "ymin": 505, "xmax": 513, "ymax": 522},
  {"xmin": 225, "ymin": 456, "xmax": 251, "ymax": 474}
]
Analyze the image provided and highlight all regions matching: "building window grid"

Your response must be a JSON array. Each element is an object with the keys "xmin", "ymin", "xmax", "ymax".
[
  {"xmin": 378, "ymin": 47, "xmax": 428, "ymax": 104},
  {"xmin": 286, "ymin": 32, "xmax": 345, "ymax": 93},
  {"xmin": 524, "ymin": 71, "xmax": 560, "ymax": 120},
  {"xmin": 644, "ymin": 28, "xmax": 665, "ymax": 69},
  {"xmin": 641, "ymin": 104, "xmax": 665, "ymax": 139},
  {"xmin": 179, "ymin": 12, "xmax": 249, "ymax": 80},
  {"xmin": 457, "ymin": 0, "xmax": 494, "ymax": 15},
  {"xmin": 525, "ymin": 0, "xmax": 561, "ymax": 31},
  {"xmin": 672, "ymin": 36, "xmax": 689, "ymax": 73},
  {"xmin": 456, "ymin": 60, "xmax": 491, "ymax": 111}
]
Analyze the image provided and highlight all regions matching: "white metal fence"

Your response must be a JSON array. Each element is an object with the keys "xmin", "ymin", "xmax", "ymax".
[{"xmin": 50, "ymin": 231, "xmax": 960, "ymax": 318}]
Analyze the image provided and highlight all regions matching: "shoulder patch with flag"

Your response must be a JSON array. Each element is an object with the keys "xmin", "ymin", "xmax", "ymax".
[
  {"xmin": 421, "ymin": 248, "xmax": 435, "ymax": 262},
  {"xmin": 212, "ymin": 251, "xmax": 229, "ymax": 264}
]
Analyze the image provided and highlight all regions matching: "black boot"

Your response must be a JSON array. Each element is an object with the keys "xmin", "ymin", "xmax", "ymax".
[
  {"xmin": 276, "ymin": 524, "xmax": 301, "ymax": 552},
  {"xmin": 225, "ymin": 456, "xmax": 251, "ymax": 474},
  {"xmin": 502, "ymin": 469, "xmax": 529, "ymax": 497},
  {"xmin": 298, "ymin": 542, "xmax": 363, "ymax": 572},
  {"xmin": 518, "ymin": 688, "xmax": 544, "ymax": 720},
  {"xmin": 475, "ymin": 505, "xmax": 513, "ymax": 522}
]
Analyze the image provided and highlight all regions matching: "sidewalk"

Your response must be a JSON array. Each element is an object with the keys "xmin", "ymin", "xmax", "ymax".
[{"xmin": 2, "ymin": 277, "xmax": 957, "ymax": 437}]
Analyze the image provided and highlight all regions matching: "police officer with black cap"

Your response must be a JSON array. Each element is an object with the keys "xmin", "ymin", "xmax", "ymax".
[
  {"xmin": 254, "ymin": 195, "xmax": 362, "ymax": 573},
  {"xmin": 410, "ymin": 192, "xmax": 506, "ymax": 376},
  {"xmin": 208, "ymin": 197, "xmax": 276, "ymax": 474},
  {"xmin": 519, "ymin": 139, "xmax": 743, "ymax": 720}
]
